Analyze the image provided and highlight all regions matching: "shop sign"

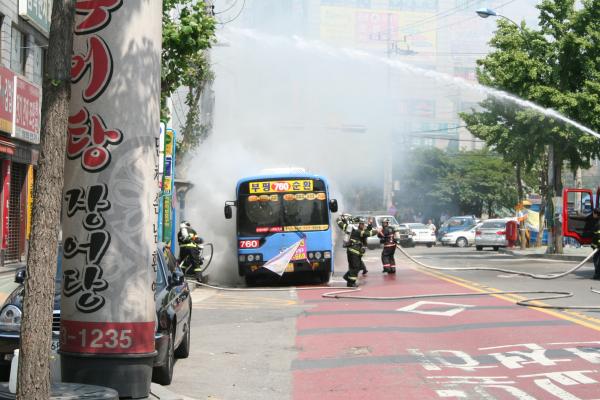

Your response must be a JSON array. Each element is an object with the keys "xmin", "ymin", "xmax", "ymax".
[
  {"xmin": 13, "ymin": 76, "xmax": 41, "ymax": 144},
  {"xmin": 0, "ymin": 67, "xmax": 14, "ymax": 134},
  {"xmin": 19, "ymin": 0, "xmax": 52, "ymax": 37}
]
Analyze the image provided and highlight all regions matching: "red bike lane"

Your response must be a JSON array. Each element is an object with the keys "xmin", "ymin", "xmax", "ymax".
[{"xmin": 292, "ymin": 263, "xmax": 600, "ymax": 400}]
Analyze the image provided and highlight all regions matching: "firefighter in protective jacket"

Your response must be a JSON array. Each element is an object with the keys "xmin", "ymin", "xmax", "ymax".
[
  {"xmin": 337, "ymin": 215, "xmax": 376, "ymax": 287},
  {"xmin": 378, "ymin": 218, "xmax": 399, "ymax": 273},
  {"xmin": 178, "ymin": 221, "xmax": 204, "ymax": 281},
  {"xmin": 589, "ymin": 208, "xmax": 600, "ymax": 280},
  {"xmin": 337, "ymin": 214, "xmax": 368, "ymax": 275}
]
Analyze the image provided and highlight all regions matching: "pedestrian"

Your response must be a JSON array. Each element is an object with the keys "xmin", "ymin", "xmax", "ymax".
[
  {"xmin": 440, "ymin": 211, "xmax": 449, "ymax": 224},
  {"xmin": 378, "ymin": 218, "xmax": 399, "ymax": 273},
  {"xmin": 427, "ymin": 219, "xmax": 436, "ymax": 234},
  {"xmin": 337, "ymin": 215, "xmax": 376, "ymax": 287},
  {"xmin": 177, "ymin": 221, "xmax": 204, "ymax": 282}
]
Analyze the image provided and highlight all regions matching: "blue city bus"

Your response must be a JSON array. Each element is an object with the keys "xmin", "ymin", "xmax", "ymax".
[{"xmin": 224, "ymin": 171, "xmax": 338, "ymax": 285}]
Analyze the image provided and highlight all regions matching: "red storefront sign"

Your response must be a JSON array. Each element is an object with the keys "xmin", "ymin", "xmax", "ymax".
[
  {"xmin": 0, "ymin": 139, "xmax": 15, "ymax": 156},
  {"xmin": 13, "ymin": 76, "xmax": 41, "ymax": 144},
  {"xmin": 0, "ymin": 67, "xmax": 14, "ymax": 134}
]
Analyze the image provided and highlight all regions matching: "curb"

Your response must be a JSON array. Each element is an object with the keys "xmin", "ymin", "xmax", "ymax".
[
  {"xmin": 498, "ymin": 248, "xmax": 592, "ymax": 262},
  {"xmin": 149, "ymin": 383, "xmax": 197, "ymax": 400}
]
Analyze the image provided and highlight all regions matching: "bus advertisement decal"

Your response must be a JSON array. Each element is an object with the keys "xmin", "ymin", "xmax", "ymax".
[{"xmin": 292, "ymin": 239, "xmax": 307, "ymax": 261}]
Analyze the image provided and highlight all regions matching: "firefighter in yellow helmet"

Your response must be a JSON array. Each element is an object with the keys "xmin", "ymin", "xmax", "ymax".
[
  {"xmin": 177, "ymin": 221, "xmax": 204, "ymax": 282},
  {"xmin": 338, "ymin": 216, "xmax": 376, "ymax": 287},
  {"xmin": 378, "ymin": 218, "xmax": 399, "ymax": 273}
]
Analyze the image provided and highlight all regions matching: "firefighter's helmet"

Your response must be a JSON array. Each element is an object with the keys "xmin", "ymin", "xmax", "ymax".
[{"xmin": 180, "ymin": 221, "xmax": 191, "ymax": 229}]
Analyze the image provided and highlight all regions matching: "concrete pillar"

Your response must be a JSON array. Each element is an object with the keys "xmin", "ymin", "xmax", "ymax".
[{"xmin": 60, "ymin": 1, "xmax": 162, "ymax": 397}]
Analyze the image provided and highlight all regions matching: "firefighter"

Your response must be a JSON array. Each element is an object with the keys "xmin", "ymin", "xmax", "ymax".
[
  {"xmin": 378, "ymin": 218, "xmax": 399, "ymax": 273},
  {"xmin": 177, "ymin": 221, "xmax": 204, "ymax": 282},
  {"xmin": 337, "ymin": 214, "xmax": 368, "ymax": 275},
  {"xmin": 338, "ymin": 216, "xmax": 376, "ymax": 287},
  {"xmin": 589, "ymin": 208, "xmax": 600, "ymax": 280}
]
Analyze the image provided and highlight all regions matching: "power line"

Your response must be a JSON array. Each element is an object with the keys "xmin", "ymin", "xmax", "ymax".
[
  {"xmin": 405, "ymin": 0, "xmax": 518, "ymax": 38},
  {"xmin": 394, "ymin": 0, "xmax": 481, "ymax": 33},
  {"xmin": 370, "ymin": 0, "xmax": 518, "ymax": 40},
  {"xmin": 406, "ymin": 125, "xmax": 468, "ymax": 134},
  {"xmin": 218, "ymin": 0, "xmax": 246, "ymax": 25},
  {"xmin": 215, "ymin": 0, "xmax": 239, "ymax": 14}
]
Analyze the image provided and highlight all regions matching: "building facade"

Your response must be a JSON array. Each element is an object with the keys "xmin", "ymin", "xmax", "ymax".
[{"xmin": 0, "ymin": 0, "xmax": 47, "ymax": 265}]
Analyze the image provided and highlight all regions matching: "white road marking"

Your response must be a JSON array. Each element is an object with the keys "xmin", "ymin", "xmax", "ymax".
[{"xmin": 397, "ymin": 301, "xmax": 474, "ymax": 317}]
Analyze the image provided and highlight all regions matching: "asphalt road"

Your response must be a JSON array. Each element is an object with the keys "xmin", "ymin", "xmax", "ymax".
[{"xmin": 168, "ymin": 245, "xmax": 600, "ymax": 400}]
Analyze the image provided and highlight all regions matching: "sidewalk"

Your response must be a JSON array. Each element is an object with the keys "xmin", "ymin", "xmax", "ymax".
[
  {"xmin": 0, "ymin": 262, "xmax": 24, "ymax": 277},
  {"xmin": 499, "ymin": 245, "xmax": 595, "ymax": 262}
]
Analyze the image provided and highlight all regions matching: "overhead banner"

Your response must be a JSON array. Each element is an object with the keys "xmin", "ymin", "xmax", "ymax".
[{"xmin": 60, "ymin": 1, "xmax": 162, "ymax": 397}]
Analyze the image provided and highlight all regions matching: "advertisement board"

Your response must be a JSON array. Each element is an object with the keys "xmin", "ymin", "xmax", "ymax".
[
  {"xmin": 13, "ymin": 76, "xmax": 41, "ymax": 143},
  {"xmin": 61, "ymin": 1, "xmax": 161, "ymax": 397},
  {"xmin": 162, "ymin": 129, "xmax": 175, "ymax": 244},
  {"xmin": 0, "ymin": 68, "xmax": 14, "ymax": 134},
  {"xmin": 319, "ymin": 6, "xmax": 436, "ymax": 53},
  {"xmin": 19, "ymin": 0, "xmax": 52, "ymax": 37}
]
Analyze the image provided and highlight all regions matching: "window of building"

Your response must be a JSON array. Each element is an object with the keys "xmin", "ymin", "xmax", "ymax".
[
  {"xmin": 33, "ymin": 46, "xmax": 44, "ymax": 85},
  {"xmin": 11, "ymin": 27, "xmax": 25, "ymax": 75}
]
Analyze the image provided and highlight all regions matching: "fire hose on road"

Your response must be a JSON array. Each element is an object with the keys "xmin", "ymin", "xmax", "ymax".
[
  {"xmin": 188, "ymin": 242, "xmax": 600, "ymax": 311},
  {"xmin": 321, "ymin": 245, "xmax": 600, "ymax": 311}
]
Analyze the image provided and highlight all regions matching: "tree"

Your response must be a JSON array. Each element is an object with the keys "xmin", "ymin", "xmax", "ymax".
[
  {"xmin": 162, "ymin": 0, "xmax": 215, "ymax": 117},
  {"xmin": 395, "ymin": 148, "xmax": 521, "ymax": 219},
  {"xmin": 16, "ymin": 1, "xmax": 75, "ymax": 398},
  {"xmin": 177, "ymin": 51, "xmax": 214, "ymax": 159},
  {"xmin": 460, "ymin": 101, "xmax": 549, "ymax": 247},
  {"xmin": 463, "ymin": 0, "xmax": 600, "ymax": 252}
]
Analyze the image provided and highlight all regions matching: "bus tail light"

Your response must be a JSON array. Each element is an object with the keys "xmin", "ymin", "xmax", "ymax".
[
  {"xmin": 324, "ymin": 251, "xmax": 331, "ymax": 259},
  {"xmin": 239, "ymin": 254, "xmax": 262, "ymax": 262}
]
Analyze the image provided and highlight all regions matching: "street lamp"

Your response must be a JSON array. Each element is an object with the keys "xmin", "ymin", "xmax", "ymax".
[
  {"xmin": 476, "ymin": 8, "xmax": 497, "ymax": 18},
  {"xmin": 476, "ymin": 7, "xmax": 519, "ymax": 28},
  {"xmin": 476, "ymin": 7, "xmax": 537, "ymax": 251}
]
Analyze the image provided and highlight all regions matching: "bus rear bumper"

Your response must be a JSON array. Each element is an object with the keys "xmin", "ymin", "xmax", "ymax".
[{"xmin": 239, "ymin": 259, "xmax": 332, "ymax": 277}]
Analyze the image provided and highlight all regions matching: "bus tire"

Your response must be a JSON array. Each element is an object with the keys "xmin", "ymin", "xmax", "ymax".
[
  {"xmin": 245, "ymin": 276, "xmax": 257, "ymax": 287},
  {"xmin": 319, "ymin": 271, "xmax": 331, "ymax": 284}
]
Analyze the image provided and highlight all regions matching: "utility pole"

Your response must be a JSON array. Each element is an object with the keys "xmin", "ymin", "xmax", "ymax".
[
  {"xmin": 546, "ymin": 144, "xmax": 563, "ymax": 254},
  {"xmin": 383, "ymin": 12, "xmax": 393, "ymax": 212}
]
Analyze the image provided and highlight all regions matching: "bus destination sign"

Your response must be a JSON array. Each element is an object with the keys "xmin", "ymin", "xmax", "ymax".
[{"xmin": 249, "ymin": 179, "xmax": 313, "ymax": 194}]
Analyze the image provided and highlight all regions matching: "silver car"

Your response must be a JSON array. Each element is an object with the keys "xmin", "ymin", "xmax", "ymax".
[
  {"xmin": 474, "ymin": 219, "xmax": 510, "ymax": 251},
  {"xmin": 357, "ymin": 215, "xmax": 411, "ymax": 250}
]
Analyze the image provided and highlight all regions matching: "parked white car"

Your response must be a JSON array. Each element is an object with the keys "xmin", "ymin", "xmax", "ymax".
[
  {"xmin": 440, "ymin": 224, "xmax": 480, "ymax": 247},
  {"xmin": 400, "ymin": 223, "xmax": 436, "ymax": 247}
]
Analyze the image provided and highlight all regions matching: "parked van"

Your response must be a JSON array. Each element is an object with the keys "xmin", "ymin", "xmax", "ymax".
[{"xmin": 437, "ymin": 215, "xmax": 478, "ymax": 240}]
